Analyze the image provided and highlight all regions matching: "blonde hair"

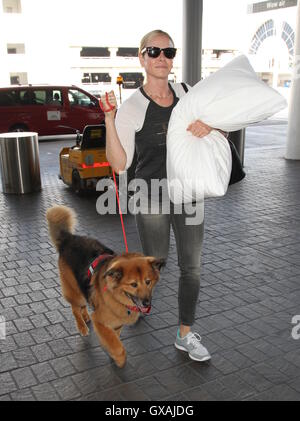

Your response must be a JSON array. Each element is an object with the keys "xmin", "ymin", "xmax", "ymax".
[{"xmin": 139, "ymin": 30, "xmax": 175, "ymax": 53}]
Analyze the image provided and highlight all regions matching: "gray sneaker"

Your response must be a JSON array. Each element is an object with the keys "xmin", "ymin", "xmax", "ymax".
[{"xmin": 175, "ymin": 331, "xmax": 211, "ymax": 362}]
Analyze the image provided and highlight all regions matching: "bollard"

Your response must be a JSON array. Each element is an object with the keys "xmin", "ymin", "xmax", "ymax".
[{"xmin": 0, "ymin": 132, "xmax": 41, "ymax": 194}]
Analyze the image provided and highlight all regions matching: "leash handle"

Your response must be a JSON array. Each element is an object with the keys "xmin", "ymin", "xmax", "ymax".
[
  {"xmin": 99, "ymin": 92, "xmax": 116, "ymax": 113},
  {"xmin": 112, "ymin": 170, "xmax": 128, "ymax": 253},
  {"xmin": 99, "ymin": 92, "xmax": 127, "ymax": 253}
]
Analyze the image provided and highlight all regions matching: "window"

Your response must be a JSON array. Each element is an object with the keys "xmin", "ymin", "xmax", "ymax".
[
  {"xmin": 0, "ymin": 91, "xmax": 16, "ymax": 106},
  {"xmin": 7, "ymin": 43, "xmax": 25, "ymax": 54},
  {"xmin": 18, "ymin": 90, "xmax": 41, "ymax": 105},
  {"xmin": 249, "ymin": 20, "xmax": 275, "ymax": 55},
  {"xmin": 92, "ymin": 73, "xmax": 111, "ymax": 83},
  {"xmin": 249, "ymin": 19, "xmax": 295, "ymax": 61},
  {"xmin": 82, "ymin": 73, "xmax": 91, "ymax": 83},
  {"xmin": 46, "ymin": 89, "xmax": 63, "ymax": 105},
  {"xmin": 0, "ymin": 89, "xmax": 63, "ymax": 106},
  {"xmin": 119, "ymin": 73, "xmax": 144, "ymax": 89},
  {"xmin": 32, "ymin": 90, "xmax": 46, "ymax": 104},
  {"xmin": 68, "ymin": 89, "xmax": 94, "ymax": 107},
  {"xmin": 117, "ymin": 48, "xmax": 139, "ymax": 57},
  {"xmin": 281, "ymin": 22, "xmax": 295, "ymax": 58},
  {"xmin": 2, "ymin": 0, "xmax": 22, "ymax": 13},
  {"xmin": 81, "ymin": 72, "xmax": 111, "ymax": 84},
  {"xmin": 10, "ymin": 72, "xmax": 27, "ymax": 85},
  {"xmin": 80, "ymin": 47, "xmax": 110, "ymax": 58}
]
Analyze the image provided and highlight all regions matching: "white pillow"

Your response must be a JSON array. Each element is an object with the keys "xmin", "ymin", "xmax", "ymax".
[{"xmin": 167, "ymin": 55, "xmax": 287, "ymax": 203}]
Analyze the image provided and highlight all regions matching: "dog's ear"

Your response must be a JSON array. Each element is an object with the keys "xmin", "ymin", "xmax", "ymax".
[
  {"xmin": 147, "ymin": 257, "xmax": 166, "ymax": 273},
  {"xmin": 103, "ymin": 267, "xmax": 123, "ymax": 287}
]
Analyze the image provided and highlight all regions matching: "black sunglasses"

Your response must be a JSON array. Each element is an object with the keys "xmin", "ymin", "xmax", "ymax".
[{"xmin": 141, "ymin": 46, "xmax": 177, "ymax": 59}]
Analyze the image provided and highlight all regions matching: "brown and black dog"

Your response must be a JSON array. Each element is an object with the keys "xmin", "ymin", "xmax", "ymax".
[{"xmin": 46, "ymin": 205, "xmax": 164, "ymax": 367}]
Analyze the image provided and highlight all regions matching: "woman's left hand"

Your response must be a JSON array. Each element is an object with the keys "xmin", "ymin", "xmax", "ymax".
[{"xmin": 187, "ymin": 120, "xmax": 213, "ymax": 138}]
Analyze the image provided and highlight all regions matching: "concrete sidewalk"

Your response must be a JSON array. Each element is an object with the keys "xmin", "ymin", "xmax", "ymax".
[{"xmin": 0, "ymin": 124, "xmax": 300, "ymax": 401}]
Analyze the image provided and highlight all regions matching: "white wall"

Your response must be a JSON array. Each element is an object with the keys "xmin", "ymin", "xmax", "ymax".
[{"xmin": 0, "ymin": 0, "xmax": 297, "ymax": 86}]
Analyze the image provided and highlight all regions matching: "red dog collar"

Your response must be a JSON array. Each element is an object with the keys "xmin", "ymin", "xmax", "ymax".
[{"xmin": 87, "ymin": 253, "xmax": 114, "ymax": 282}]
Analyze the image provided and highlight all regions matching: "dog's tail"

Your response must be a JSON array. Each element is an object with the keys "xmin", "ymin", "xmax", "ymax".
[{"xmin": 46, "ymin": 205, "xmax": 76, "ymax": 251}]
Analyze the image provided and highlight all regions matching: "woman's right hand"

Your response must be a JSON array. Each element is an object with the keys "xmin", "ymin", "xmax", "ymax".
[
  {"xmin": 100, "ymin": 91, "xmax": 118, "ymax": 119},
  {"xmin": 187, "ymin": 120, "xmax": 213, "ymax": 138}
]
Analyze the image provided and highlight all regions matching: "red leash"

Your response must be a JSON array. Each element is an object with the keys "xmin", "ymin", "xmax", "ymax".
[
  {"xmin": 112, "ymin": 169, "xmax": 129, "ymax": 253},
  {"xmin": 99, "ymin": 94, "xmax": 129, "ymax": 254}
]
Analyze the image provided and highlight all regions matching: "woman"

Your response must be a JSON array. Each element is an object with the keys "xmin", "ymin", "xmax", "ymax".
[{"xmin": 101, "ymin": 29, "xmax": 213, "ymax": 362}]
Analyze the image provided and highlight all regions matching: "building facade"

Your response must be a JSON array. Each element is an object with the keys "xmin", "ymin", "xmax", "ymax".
[
  {"xmin": 0, "ymin": 0, "xmax": 297, "ymax": 94},
  {"xmin": 246, "ymin": 0, "xmax": 297, "ymax": 88}
]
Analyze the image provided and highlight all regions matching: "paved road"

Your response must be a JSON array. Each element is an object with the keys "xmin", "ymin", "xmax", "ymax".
[
  {"xmin": 246, "ymin": 123, "xmax": 288, "ymax": 150},
  {"xmin": 1, "ymin": 121, "xmax": 300, "ymax": 401}
]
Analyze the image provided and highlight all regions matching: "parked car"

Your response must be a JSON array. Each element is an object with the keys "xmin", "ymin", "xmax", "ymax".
[{"xmin": 0, "ymin": 85, "xmax": 104, "ymax": 137}]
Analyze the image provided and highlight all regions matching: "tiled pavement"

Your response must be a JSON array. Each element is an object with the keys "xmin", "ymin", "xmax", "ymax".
[{"xmin": 0, "ymin": 123, "xmax": 300, "ymax": 401}]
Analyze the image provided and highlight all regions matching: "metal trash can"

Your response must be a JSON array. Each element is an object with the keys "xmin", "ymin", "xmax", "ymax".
[
  {"xmin": 228, "ymin": 129, "xmax": 246, "ymax": 166},
  {"xmin": 0, "ymin": 132, "xmax": 41, "ymax": 194}
]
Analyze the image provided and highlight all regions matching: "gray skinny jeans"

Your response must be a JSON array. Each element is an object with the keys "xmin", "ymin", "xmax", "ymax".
[{"xmin": 135, "ymin": 203, "xmax": 204, "ymax": 326}]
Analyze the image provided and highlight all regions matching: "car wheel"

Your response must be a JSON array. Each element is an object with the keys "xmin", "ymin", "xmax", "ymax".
[{"xmin": 72, "ymin": 170, "xmax": 85, "ymax": 194}]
